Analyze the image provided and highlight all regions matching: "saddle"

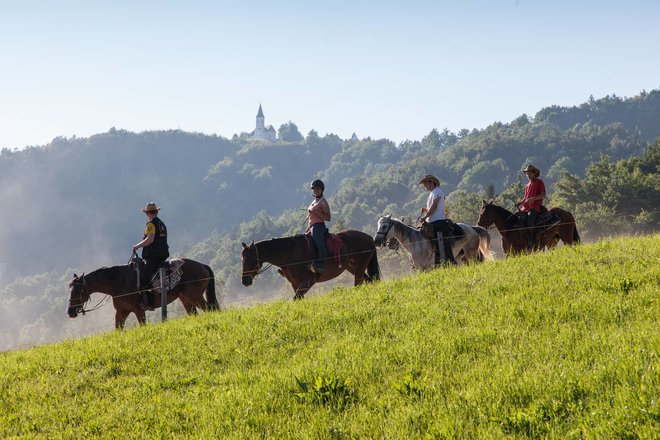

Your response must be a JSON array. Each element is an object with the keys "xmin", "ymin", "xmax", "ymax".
[
  {"xmin": 514, "ymin": 206, "xmax": 560, "ymax": 231},
  {"xmin": 304, "ymin": 233, "xmax": 344, "ymax": 267},
  {"xmin": 420, "ymin": 220, "xmax": 463, "ymax": 242},
  {"xmin": 133, "ymin": 258, "xmax": 185, "ymax": 291}
]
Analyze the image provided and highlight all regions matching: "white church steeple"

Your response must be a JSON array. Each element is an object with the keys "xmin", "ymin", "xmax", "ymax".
[{"xmin": 252, "ymin": 104, "xmax": 277, "ymax": 142}]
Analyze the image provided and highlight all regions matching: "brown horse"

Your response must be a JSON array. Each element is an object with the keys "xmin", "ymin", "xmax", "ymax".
[
  {"xmin": 67, "ymin": 258, "xmax": 219, "ymax": 329},
  {"xmin": 477, "ymin": 201, "xmax": 580, "ymax": 255},
  {"xmin": 241, "ymin": 230, "xmax": 380, "ymax": 299}
]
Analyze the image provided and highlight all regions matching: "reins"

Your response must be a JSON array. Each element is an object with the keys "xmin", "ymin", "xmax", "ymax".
[
  {"xmin": 248, "ymin": 244, "xmax": 272, "ymax": 279},
  {"xmin": 73, "ymin": 276, "xmax": 109, "ymax": 315}
]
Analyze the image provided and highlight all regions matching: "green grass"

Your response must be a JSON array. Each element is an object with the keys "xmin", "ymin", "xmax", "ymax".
[{"xmin": 1, "ymin": 235, "xmax": 659, "ymax": 439}]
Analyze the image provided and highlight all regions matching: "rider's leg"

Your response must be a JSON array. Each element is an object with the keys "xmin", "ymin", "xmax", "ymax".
[
  {"xmin": 142, "ymin": 258, "xmax": 159, "ymax": 308},
  {"xmin": 435, "ymin": 231, "xmax": 445, "ymax": 264},
  {"xmin": 433, "ymin": 221, "xmax": 457, "ymax": 265},
  {"xmin": 440, "ymin": 223, "xmax": 458, "ymax": 265},
  {"xmin": 311, "ymin": 223, "xmax": 328, "ymax": 273},
  {"xmin": 527, "ymin": 210, "xmax": 538, "ymax": 250}
]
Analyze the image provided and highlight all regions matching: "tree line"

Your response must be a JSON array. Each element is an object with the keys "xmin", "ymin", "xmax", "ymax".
[{"xmin": 0, "ymin": 89, "xmax": 659, "ymax": 350}]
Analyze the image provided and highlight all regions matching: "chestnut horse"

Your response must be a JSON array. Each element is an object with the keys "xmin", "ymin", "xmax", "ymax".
[
  {"xmin": 477, "ymin": 201, "xmax": 580, "ymax": 255},
  {"xmin": 241, "ymin": 230, "xmax": 380, "ymax": 299},
  {"xmin": 67, "ymin": 258, "xmax": 219, "ymax": 329}
]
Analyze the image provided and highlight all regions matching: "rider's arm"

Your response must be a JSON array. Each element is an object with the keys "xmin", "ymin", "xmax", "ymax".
[
  {"xmin": 422, "ymin": 196, "xmax": 440, "ymax": 221},
  {"xmin": 317, "ymin": 199, "xmax": 331, "ymax": 221},
  {"xmin": 310, "ymin": 199, "xmax": 331, "ymax": 221},
  {"xmin": 132, "ymin": 222, "xmax": 156, "ymax": 252},
  {"xmin": 132, "ymin": 234, "xmax": 154, "ymax": 252},
  {"xmin": 526, "ymin": 192, "xmax": 546, "ymax": 203}
]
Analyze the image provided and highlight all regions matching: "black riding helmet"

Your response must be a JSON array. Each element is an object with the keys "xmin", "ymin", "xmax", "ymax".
[{"xmin": 310, "ymin": 179, "xmax": 325, "ymax": 191}]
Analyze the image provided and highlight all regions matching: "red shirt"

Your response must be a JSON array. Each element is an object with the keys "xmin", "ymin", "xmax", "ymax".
[{"xmin": 521, "ymin": 178, "xmax": 546, "ymax": 212}]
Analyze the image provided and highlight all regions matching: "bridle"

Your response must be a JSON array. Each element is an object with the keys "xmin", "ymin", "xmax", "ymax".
[
  {"xmin": 242, "ymin": 245, "xmax": 270, "ymax": 281},
  {"xmin": 69, "ymin": 276, "xmax": 106, "ymax": 315},
  {"xmin": 375, "ymin": 217, "xmax": 396, "ymax": 248},
  {"xmin": 69, "ymin": 276, "xmax": 90, "ymax": 315}
]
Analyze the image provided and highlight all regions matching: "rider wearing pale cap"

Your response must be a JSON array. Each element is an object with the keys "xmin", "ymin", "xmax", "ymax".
[{"xmin": 419, "ymin": 175, "xmax": 457, "ymax": 265}]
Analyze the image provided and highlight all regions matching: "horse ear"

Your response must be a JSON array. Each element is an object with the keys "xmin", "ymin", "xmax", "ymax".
[
  {"xmin": 73, "ymin": 273, "xmax": 78, "ymax": 279},
  {"xmin": 386, "ymin": 213, "xmax": 392, "ymax": 219},
  {"xmin": 242, "ymin": 242, "xmax": 247, "ymax": 249},
  {"xmin": 250, "ymin": 240, "xmax": 255, "ymax": 246}
]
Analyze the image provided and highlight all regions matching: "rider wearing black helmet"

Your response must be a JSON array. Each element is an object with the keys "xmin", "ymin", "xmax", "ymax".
[{"xmin": 306, "ymin": 179, "xmax": 331, "ymax": 274}]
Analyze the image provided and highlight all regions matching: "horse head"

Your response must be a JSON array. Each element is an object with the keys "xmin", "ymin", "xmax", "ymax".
[
  {"xmin": 374, "ymin": 215, "xmax": 393, "ymax": 247},
  {"xmin": 477, "ymin": 200, "xmax": 497, "ymax": 228},
  {"xmin": 240, "ymin": 241, "xmax": 260, "ymax": 286},
  {"xmin": 67, "ymin": 273, "xmax": 89, "ymax": 318}
]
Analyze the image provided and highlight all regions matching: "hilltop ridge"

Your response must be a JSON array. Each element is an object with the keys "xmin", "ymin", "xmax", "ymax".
[{"xmin": 1, "ymin": 234, "xmax": 658, "ymax": 438}]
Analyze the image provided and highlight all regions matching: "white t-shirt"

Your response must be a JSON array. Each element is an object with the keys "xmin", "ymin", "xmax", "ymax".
[{"xmin": 426, "ymin": 187, "xmax": 446, "ymax": 222}]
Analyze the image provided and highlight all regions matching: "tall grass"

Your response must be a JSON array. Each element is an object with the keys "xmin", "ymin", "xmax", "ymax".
[{"xmin": 1, "ymin": 235, "xmax": 658, "ymax": 439}]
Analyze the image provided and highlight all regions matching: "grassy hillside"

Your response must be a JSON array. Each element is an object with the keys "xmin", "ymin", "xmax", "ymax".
[{"xmin": 1, "ymin": 235, "xmax": 658, "ymax": 438}]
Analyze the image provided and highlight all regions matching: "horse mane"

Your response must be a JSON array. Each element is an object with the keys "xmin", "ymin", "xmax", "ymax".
[
  {"xmin": 256, "ymin": 236, "xmax": 301, "ymax": 252},
  {"xmin": 489, "ymin": 203, "xmax": 513, "ymax": 217},
  {"xmin": 388, "ymin": 217, "xmax": 423, "ymax": 243},
  {"xmin": 85, "ymin": 264, "xmax": 130, "ymax": 282}
]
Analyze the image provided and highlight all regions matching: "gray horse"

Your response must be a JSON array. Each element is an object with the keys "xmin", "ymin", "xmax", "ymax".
[{"xmin": 374, "ymin": 215, "xmax": 494, "ymax": 270}]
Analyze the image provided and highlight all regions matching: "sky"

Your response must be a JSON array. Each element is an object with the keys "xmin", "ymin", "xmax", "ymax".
[{"xmin": 1, "ymin": 0, "xmax": 659, "ymax": 149}]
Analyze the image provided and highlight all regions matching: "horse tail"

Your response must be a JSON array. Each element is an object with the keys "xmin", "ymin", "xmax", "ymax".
[
  {"xmin": 366, "ymin": 249, "xmax": 381, "ymax": 282},
  {"xmin": 573, "ymin": 227, "xmax": 581, "ymax": 244},
  {"xmin": 203, "ymin": 264, "xmax": 220, "ymax": 310},
  {"xmin": 476, "ymin": 227, "xmax": 495, "ymax": 261}
]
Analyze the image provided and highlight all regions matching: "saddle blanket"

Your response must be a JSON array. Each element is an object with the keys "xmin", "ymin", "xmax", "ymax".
[
  {"xmin": 148, "ymin": 258, "xmax": 184, "ymax": 291},
  {"xmin": 305, "ymin": 234, "xmax": 344, "ymax": 268}
]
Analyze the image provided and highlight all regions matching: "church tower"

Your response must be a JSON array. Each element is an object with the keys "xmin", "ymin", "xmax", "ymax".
[
  {"xmin": 251, "ymin": 104, "xmax": 277, "ymax": 142},
  {"xmin": 256, "ymin": 104, "xmax": 265, "ymax": 131}
]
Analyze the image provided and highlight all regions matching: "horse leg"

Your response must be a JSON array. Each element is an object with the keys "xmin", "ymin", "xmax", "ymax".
[
  {"xmin": 348, "ymin": 261, "xmax": 370, "ymax": 286},
  {"xmin": 178, "ymin": 296, "xmax": 198, "ymax": 315},
  {"xmin": 293, "ymin": 278, "xmax": 315, "ymax": 300},
  {"xmin": 135, "ymin": 309, "xmax": 148, "ymax": 326},
  {"xmin": 115, "ymin": 310, "xmax": 131, "ymax": 330}
]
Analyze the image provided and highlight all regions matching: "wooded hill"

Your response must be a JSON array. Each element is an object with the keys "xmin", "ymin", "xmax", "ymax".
[{"xmin": 0, "ymin": 90, "xmax": 659, "ymax": 351}]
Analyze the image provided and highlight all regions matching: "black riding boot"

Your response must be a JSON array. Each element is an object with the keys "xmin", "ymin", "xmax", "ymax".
[
  {"xmin": 527, "ymin": 210, "xmax": 538, "ymax": 251},
  {"xmin": 139, "ymin": 269, "xmax": 155, "ymax": 310}
]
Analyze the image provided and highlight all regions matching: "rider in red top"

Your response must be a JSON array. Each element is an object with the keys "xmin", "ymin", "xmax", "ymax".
[{"xmin": 516, "ymin": 165, "xmax": 546, "ymax": 250}]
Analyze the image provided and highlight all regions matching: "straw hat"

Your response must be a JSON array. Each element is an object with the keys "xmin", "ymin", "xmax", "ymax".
[
  {"xmin": 522, "ymin": 165, "xmax": 540, "ymax": 177},
  {"xmin": 141, "ymin": 202, "xmax": 160, "ymax": 213},
  {"xmin": 418, "ymin": 174, "xmax": 440, "ymax": 186}
]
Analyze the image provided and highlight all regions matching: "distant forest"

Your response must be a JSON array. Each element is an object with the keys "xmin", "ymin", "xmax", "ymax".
[{"xmin": 1, "ymin": 90, "xmax": 659, "ymax": 351}]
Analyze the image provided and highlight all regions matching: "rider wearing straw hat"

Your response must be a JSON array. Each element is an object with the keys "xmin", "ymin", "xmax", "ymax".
[
  {"xmin": 516, "ymin": 165, "xmax": 546, "ymax": 250},
  {"xmin": 131, "ymin": 202, "xmax": 169, "ymax": 309},
  {"xmin": 419, "ymin": 175, "xmax": 457, "ymax": 266}
]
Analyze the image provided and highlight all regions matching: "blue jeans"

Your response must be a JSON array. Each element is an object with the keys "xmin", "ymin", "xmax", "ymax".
[{"xmin": 311, "ymin": 223, "xmax": 328, "ymax": 272}]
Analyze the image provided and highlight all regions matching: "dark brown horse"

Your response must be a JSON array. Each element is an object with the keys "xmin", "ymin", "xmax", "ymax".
[
  {"xmin": 477, "ymin": 201, "xmax": 580, "ymax": 255},
  {"xmin": 67, "ymin": 258, "xmax": 219, "ymax": 329},
  {"xmin": 241, "ymin": 230, "xmax": 380, "ymax": 299}
]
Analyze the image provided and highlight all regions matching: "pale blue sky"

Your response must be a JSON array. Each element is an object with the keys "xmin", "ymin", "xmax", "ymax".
[{"xmin": 1, "ymin": 0, "xmax": 659, "ymax": 149}]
